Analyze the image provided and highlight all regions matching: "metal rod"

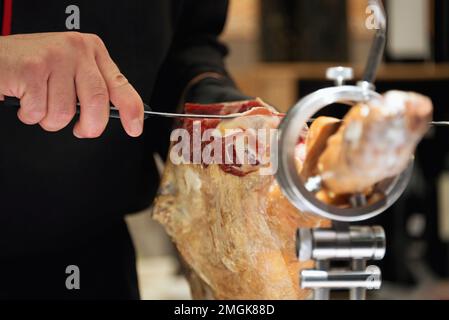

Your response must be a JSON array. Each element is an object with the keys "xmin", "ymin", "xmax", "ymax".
[
  {"xmin": 350, "ymin": 193, "xmax": 368, "ymax": 208},
  {"xmin": 350, "ymin": 259, "xmax": 367, "ymax": 300},
  {"xmin": 362, "ymin": 0, "xmax": 387, "ymax": 85},
  {"xmin": 301, "ymin": 265, "xmax": 382, "ymax": 290},
  {"xmin": 313, "ymin": 260, "xmax": 330, "ymax": 300}
]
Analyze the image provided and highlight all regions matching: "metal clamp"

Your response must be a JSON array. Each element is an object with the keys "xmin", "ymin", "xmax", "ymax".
[
  {"xmin": 272, "ymin": 1, "xmax": 412, "ymax": 222},
  {"xmin": 273, "ymin": 83, "xmax": 414, "ymax": 222},
  {"xmin": 272, "ymin": 0, "xmax": 410, "ymax": 300}
]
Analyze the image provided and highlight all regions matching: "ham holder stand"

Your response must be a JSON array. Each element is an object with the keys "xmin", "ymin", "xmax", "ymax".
[{"xmin": 274, "ymin": 0, "xmax": 410, "ymax": 300}]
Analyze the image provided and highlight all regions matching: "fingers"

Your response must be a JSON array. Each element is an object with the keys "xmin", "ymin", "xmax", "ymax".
[
  {"xmin": 17, "ymin": 74, "xmax": 48, "ymax": 125},
  {"xmin": 93, "ymin": 36, "xmax": 144, "ymax": 137},
  {"xmin": 39, "ymin": 72, "xmax": 76, "ymax": 131},
  {"xmin": 3, "ymin": 32, "xmax": 142, "ymax": 138},
  {"xmin": 106, "ymin": 80, "xmax": 144, "ymax": 137},
  {"xmin": 73, "ymin": 60, "xmax": 109, "ymax": 139}
]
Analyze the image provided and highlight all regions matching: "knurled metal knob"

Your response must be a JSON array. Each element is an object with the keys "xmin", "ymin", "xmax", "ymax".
[
  {"xmin": 326, "ymin": 66, "xmax": 354, "ymax": 86},
  {"xmin": 296, "ymin": 226, "xmax": 386, "ymax": 261}
]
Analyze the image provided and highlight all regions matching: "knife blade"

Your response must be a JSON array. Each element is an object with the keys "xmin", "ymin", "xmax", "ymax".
[{"xmin": 306, "ymin": 118, "xmax": 449, "ymax": 127}]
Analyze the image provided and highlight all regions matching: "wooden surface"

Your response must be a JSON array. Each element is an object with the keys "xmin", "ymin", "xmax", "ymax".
[{"xmin": 231, "ymin": 63, "xmax": 449, "ymax": 111}]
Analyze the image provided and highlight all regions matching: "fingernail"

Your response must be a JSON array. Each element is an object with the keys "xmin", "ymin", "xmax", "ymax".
[
  {"xmin": 73, "ymin": 128, "xmax": 84, "ymax": 139},
  {"xmin": 130, "ymin": 118, "xmax": 143, "ymax": 136}
]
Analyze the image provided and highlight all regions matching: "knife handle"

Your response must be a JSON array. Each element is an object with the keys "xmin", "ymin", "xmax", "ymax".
[{"xmin": 0, "ymin": 96, "xmax": 141, "ymax": 120}]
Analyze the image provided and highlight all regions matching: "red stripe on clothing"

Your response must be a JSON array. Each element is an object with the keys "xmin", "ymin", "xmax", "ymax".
[{"xmin": 2, "ymin": 0, "xmax": 13, "ymax": 36}]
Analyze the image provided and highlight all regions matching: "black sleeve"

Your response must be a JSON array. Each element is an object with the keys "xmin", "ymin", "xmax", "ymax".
[{"xmin": 150, "ymin": 0, "xmax": 252, "ymax": 111}]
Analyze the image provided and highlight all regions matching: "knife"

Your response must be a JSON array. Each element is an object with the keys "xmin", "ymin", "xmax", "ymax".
[
  {"xmin": 1, "ymin": 96, "xmax": 448, "ymax": 126},
  {"xmin": 0, "ymin": 96, "xmax": 243, "ymax": 120}
]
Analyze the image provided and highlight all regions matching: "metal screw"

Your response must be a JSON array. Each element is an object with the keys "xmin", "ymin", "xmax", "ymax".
[{"xmin": 326, "ymin": 66, "xmax": 354, "ymax": 86}]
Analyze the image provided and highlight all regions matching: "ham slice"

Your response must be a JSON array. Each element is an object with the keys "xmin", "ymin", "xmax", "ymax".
[{"xmin": 152, "ymin": 92, "xmax": 432, "ymax": 299}]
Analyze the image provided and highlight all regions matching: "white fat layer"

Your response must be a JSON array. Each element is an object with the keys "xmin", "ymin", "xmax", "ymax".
[
  {"xmin": 378, "ymin": 91, "xmax": 407, "ymax": 116},
  {"xmin": 217, "ymin": 115, "xmax": 280, "ymax": 134},
  {"xmin": 360, "ymin": 104, "xmax": 370, "ymax": 117},
  {"xmin": 350, "ymin": 92, "xmax": 410, "ymax": 174},
  {"xmin": 344, "ymin": 121, "xmax": 363, "ymax": 148},
  {"xmin": 184, "ymin": 168, "xmax": 202, "ymax": 193},
  {"xmin": 364, "ymin": 117, "xmax": 407, "ymax": 172}
]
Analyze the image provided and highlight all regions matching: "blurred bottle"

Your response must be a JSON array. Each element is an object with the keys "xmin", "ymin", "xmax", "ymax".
[
  {"xmin": 434, "ymin": 0, "xmax": 449, "ymax": 62},
  {"xmin": 385, "ymin": 0, "xmax": 449, "ymax": 63},
  {"xmin": 385, "ymin": 0, "xmax": 432, "ymax": 62}
]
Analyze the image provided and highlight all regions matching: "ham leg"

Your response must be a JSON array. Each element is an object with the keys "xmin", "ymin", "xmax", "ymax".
[{"xmin": 152, "ymin": 92, "xmax": 432, "ymax": 300}]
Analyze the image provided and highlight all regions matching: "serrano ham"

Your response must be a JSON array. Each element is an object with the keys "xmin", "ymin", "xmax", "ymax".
[{"xmin": 152, "ymin": 91, "xmax": 432, "ymax": 300}]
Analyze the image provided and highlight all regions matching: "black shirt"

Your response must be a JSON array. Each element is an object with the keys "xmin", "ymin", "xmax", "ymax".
[{"xmin": 0, "ymin": 0, "xmax": 247, "ymax": 258}]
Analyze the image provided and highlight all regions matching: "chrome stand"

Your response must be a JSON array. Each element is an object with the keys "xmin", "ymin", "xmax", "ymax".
[
  {"xmin": 297, "ymin": 225, "xmax": 385, "ymax": 300},
  {"xmin": 273, "ymin": 1, "xmax": 409, "ymax": 300}
]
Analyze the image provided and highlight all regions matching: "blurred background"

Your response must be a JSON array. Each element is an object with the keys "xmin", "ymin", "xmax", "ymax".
[{"xmin": 128, "ymin": 0, "xmax": 449, "ymax": 299}]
